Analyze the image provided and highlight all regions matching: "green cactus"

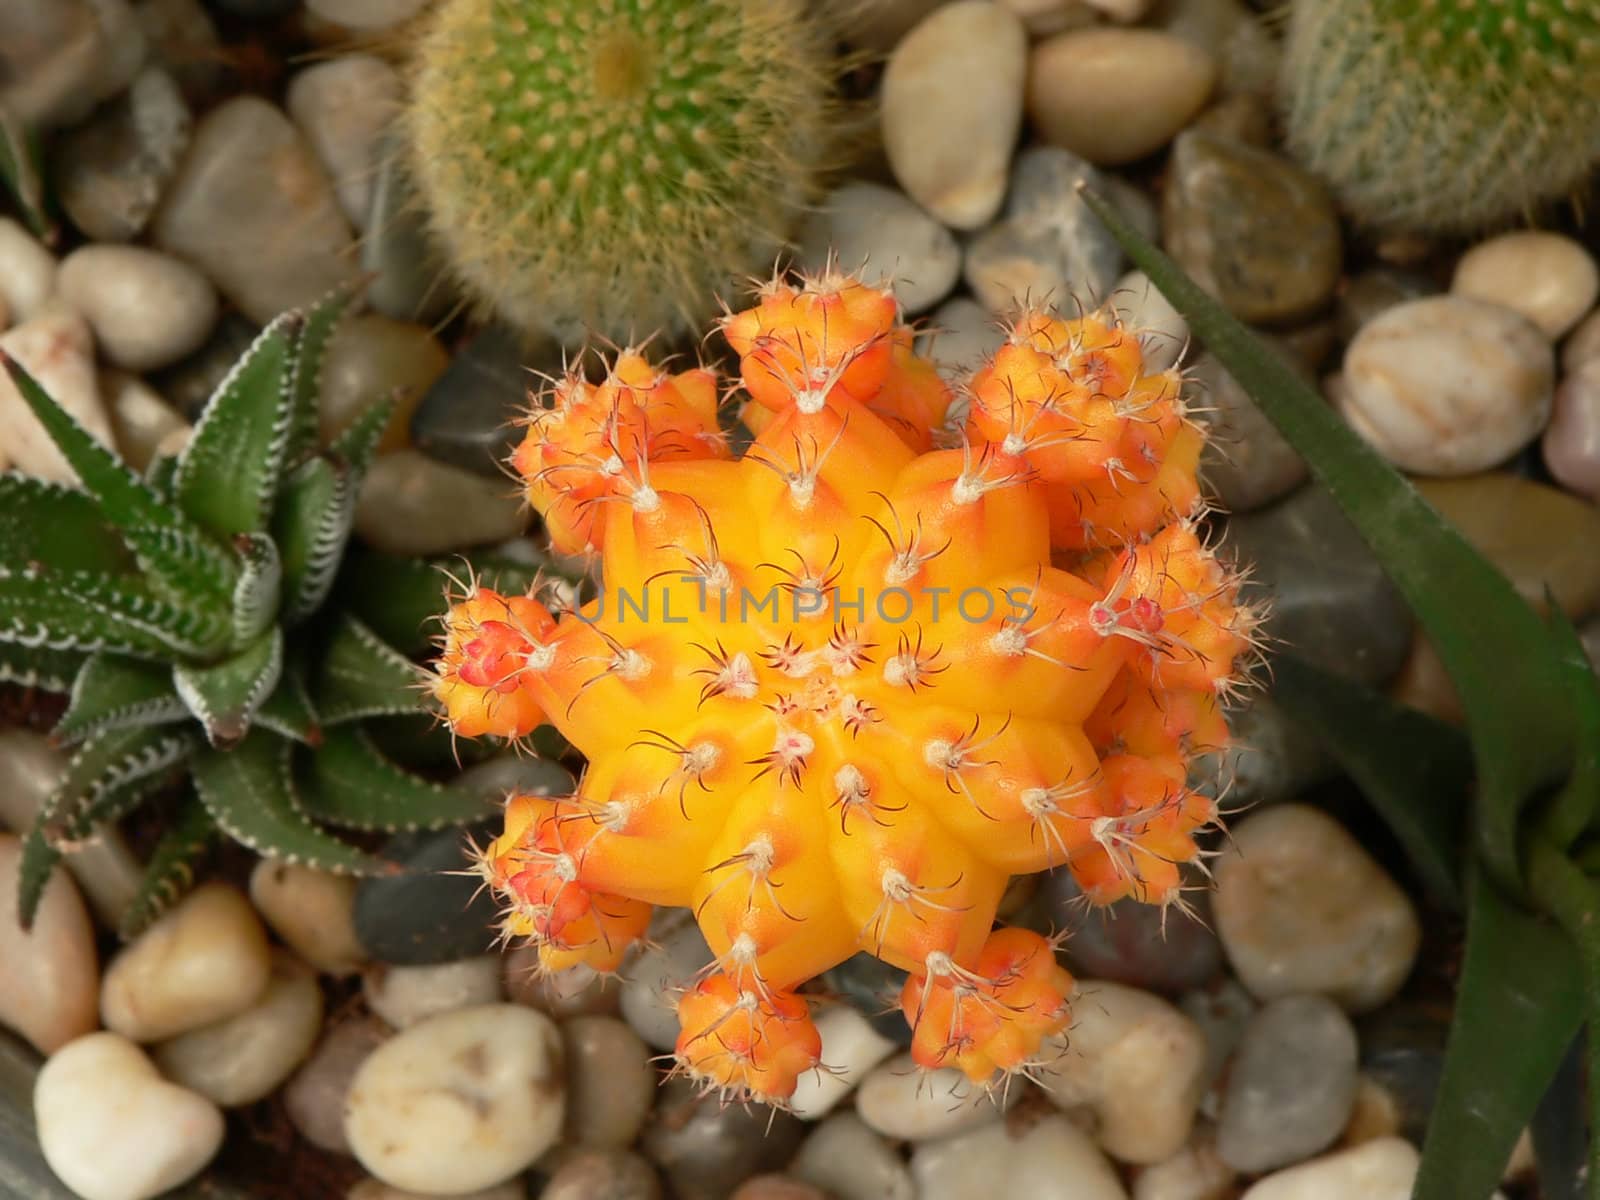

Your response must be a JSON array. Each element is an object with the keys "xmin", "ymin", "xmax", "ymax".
[
  {"xmin": 0, "ymin": 290, "xmax": 562, "ymax": 938},
  {"xmin": 1281, "ymin": 0, "xmax": 1600, "ymax": 233},
  {"xmin": 403, "ymin": 0, "xmax": 836, "ymax": 343}
]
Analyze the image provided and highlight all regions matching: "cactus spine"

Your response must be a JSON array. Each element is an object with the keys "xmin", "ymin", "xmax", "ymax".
[
  {"xmin": 1282, "ymin": 0, "xmax": 1600, "ymax": 232},
  {"xmin": 405, "ymin": 0, "xmax": 835, "ymax": 342}
]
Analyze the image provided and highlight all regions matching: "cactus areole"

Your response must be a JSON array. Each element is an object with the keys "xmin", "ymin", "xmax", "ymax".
[{"xmin": 432, "ymin": 269, "xmax": 1263, "ymax": 1104}]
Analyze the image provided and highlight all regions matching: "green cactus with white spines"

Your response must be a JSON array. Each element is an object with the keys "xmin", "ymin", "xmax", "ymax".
[
  {"xmin": 404, "ymin": 0, "xmax": 836, "ymax": 343},
  {"xmin": 1282, "ymin": 0, "xmax": 1600, "ymax": 232}
]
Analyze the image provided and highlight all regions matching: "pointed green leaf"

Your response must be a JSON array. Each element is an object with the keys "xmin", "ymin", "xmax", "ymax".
[
  {"xmin": 172, "ymin": 311, "xmax": 298, "ymax": 539},
  {"xmin": 1412, "ymin": 866, "xmax": 1584, "ymax": 1200},
  {"xmin": 54, "ymin": 761, "xmax": 181, "ymax": 846},
  {"xmin": 121, "ymin": 525, "xmax": 237, "ymax": 611},
  {"xmin": 0, "ymin": 354, "xmax": 188, "ymax": 538},
  {"xmin": 0, "ymin": 642, "xmax": 83, "ymax": 692},
  {"xmin": 330, "ymin": 394, "xmax": 396, "ymax": 480},
  {"xmin": 0, "ymin": 566, "xmax": 185, "ymax": 659},
  {"xmin": 144, "ymin": 451, "xmax": 179, "ymax": 497},
  {"xmin": 0, "ymin": 101, "xmax": 52, "ymax": 239},
  {"xmin": 1539, "ymin": 604, "xmax": 1600, "ymax": 850},
  {"xmin": 190, "ymin": 732, "xmax": 390, "ymax": 874},
  {"xmin": 229, "ymin": 532, "xmax": 282, "ymax": 648},
  {"xmin": 312, "ymin": 615, "xmax": 421, "ymax": 725},
  {"xmin": 1532, "ymin": 1035, "xmax": 1587, "ymax": 1200},
  {"xmin": 300, "ymin": 725, "xmax": 498, "ymax": 832},
  {"xmin": 254, "ymin": 667, "xmax": 320, "ymax": 745},
  {"xmin": 363, "ymin": 712, "xmax": 498, "ymax": 771},
  {"xmin": 17, "ymin": 725, "xmax": 199, "ymax": 925},
  {"xmin": 0, "ymin": 472, "xmax": 133, "ymax": 573},
  {"xmin": 1271, "ymin": 654, "xmax": 1469, "ymax": 909},
  {"xmin": 50, "ymin": 568, "xmax": 229, "ymax": 659},
  {"xmin": 272, "ymin": 454, "xmax": 354, "ymax": 625},
  {"xmin": 118, "ymin": 797, "xmax": 216, "ymax": 940},
  {"xmin": 284, "ymin": 286, "xmax": 354, "ymax": 464},
  {"xmin": 1079, "ymin": 187, "xmax": 1574, "ymax": 891},
  {"xmin": 172, "ymin": 627, "xmax": 283, "ymax": 748},
  {"xmin": 55, "ymin": 654, "xmax": 187, "ymax": 744}
]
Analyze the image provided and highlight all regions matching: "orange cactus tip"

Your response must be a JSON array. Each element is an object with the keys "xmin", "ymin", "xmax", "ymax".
[
  {"xmin": 720, "ymin": 269, "xmax": 899, "ymax": 414},
  {"xmin": 527, "ymin": 894, "xmax": 653, "ymax": 975},
  {"xmin": 1069, "ymin": 754, "xmax": 1217, "ymax": 908},
  {"xmin": 674, "ymin": 972, "xmax": 822, "ymax": 1105},
  {"xmin": 431, "ymin": 588, "xmax": 554, "ymax": 739},
  {"xmin": 901, "ymin": 926, "xmax": 1074, "ymax": 1082},
  {"xmin": 510, "ymin": 349, "xmax": 727, "ymax": 556}
]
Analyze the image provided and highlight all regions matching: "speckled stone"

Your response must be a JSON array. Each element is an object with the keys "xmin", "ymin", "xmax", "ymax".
[{"xmin": 638, "ymin": 1076, "xmax": 805, "ymax": 1200}]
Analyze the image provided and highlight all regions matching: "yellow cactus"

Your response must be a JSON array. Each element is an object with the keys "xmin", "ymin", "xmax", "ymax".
[{"xmin": 432, "ymin": 268, "xmax": 1261, "ymax": 1105}]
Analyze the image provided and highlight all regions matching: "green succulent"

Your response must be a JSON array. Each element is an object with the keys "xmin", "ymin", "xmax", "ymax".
[{"xmin": 0, "ymin": 290, "xmax": 542, "ymax": 937}]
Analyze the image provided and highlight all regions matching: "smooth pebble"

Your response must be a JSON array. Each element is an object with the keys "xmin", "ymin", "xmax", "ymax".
[
  {"xmin": 0, "ymin": 834, "xmax": 98, "ymax": 1055},
  {"xmin": 349, "ymin": 1182, "xmax": 525, "ymax": 1200},
  {"xmin": 1339, "ymin": 295, "xmax": 1553, "ymax": 475},
  {"xmin": 506, "ymin": 952, "xmax": 622, "ymax": 1018},
  {"xmin": 1188, "ymin": 349, "xmax": 1307, "ymax": 512},
  {"xmin": 881, "ymin": 1, "xmax": 1029, "ymax": 229},
  {"xmin": 1240, "ymin": 1136, "xmax": 1418, "ymax": 1200},
  {"xmin": 249, "ymin": 858, "xmax": 367, "ymax": 977},
  {"xmin": 998, "ymin": 0, "xmax": 1098, "ymax": 36},
  {"xmin": 321, "ymin": 313, "xmax": 450, "ymax": 450},
  {"xmin": 34, "ymin": 1032, "xmax": 223, "ymax": 1200},
  {"xmin": 363, "ymin": 957, "xmax": 504, "ymax": 1028},
  {"xmin": 856, "ymin": 1053, "xmax": 1017, "ymax": 1141},
  {"xmin": 1037, "ymin": 981, "xmax": 1206, "ymax": 1164},
  {"xmin": 918, "ymin": 297, "xmax": 1006, "ymax": 381},
  {"xmin": 638, "ymin": 1075, "xmax": 805, "ymax": 1200},
  {"xmin": 286, "ymin": 55, "xmax": 403, "ymax": 231},
  {"xmin": 284, "ymin": 1013, "xmax": 392, "ymax": 1154},
  {"xmin": 1215, "ymin": 995, "xmax": 1359, "ymax": 1173},
  {"xmin": 795, "ymin": 182, "xmax": 961, "ymax": 315},
  {"xmin": 730, "ymin": 1178, "xmax": 828, "ymax": 1200},
  {"xmin": 1131, "ymin": 1129, "xmax": 1236, "ymax": 1200},
  {"xmin": 790, "ymin": 1003, "xmax": 898, "ymax": 1120},
  {"xmin": 1451, "ymin": 231, "xmax": 1599, "ymax": 340},
  {"xmin": 1027, "ymin": 29, "xmax": 1215, "ymax": 165},
  {"xmin": 1214, "ymin": 805, "xmax": 1420, "ymax": 1012},
  {"xmin": 354, "ymin": 450, "xmax": 527, "ymax": 556},
  {"xmin": 911, "ymin": 1113, "xmax": 1127, "ymax": 1200},
  {"xmin": 1109, "ymin": 270, "xmax": 1189, "ymax": 372},
  {"xmin": 152, "ymin": 948, "xmax": 323, "ymax": 1107},
  {"xmin": 562, "ymin": 1015, "xmax": 656, "ymax": 1148},
  {"xmin": 1563, "ymin": 307, "xmax": 1600, "ymax": 373},
  {"xmin": 346, "ymin": 1004, "xmax": 565, "ymax": 1193},
  {"xmin": 305, "ymin": 0, "xmax": 432, "ymax": 29},
  {"xmin": 1178, "ymin": 979, "xmax": 1256, "ymax": 1117},
  {"xmin": 57, "ymin": 244, "xmax": 218, "ymax": 371},
  {"xmin": 791, "ymin": 1112, "xmax": 915, "ymax": 1200},
  {"xmin": 0, "ymin": 219, "xmax": 56, "ymax": 323},
  {"xmin": 618, "ymin": 915, "xmax": 715, "ymax": 1051},
  {"xmin": 151, "ymin": 95, "xmax": 355, "ymax": 325},
  {"xmin": 102, "ymin": 370, "xmax": 190, "ymax": 471},
  {"xmin": 0, "ymin": 305, "xmax": 115, "ymax": 483},
  {"xmin": 538, "ymin": 1149, "xmax": 661, "ymax": 1200},
  {"xmin": 100, "ymin": 882, "xmax": 272, "ymax": 1043},
  {"xmin": 1544, "ymin": 360, "xmax": 1600, "ymax": 500}
]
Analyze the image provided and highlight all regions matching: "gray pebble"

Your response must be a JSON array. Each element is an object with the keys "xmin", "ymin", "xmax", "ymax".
[
  {"xmin": 360, "ymin": 128, "xmax": 455, "ymax": 324},
  {"xmin": 53, "ymin": 66, "xmax": 191, "ymax": 243},
  {"xmin": 283, "ymin": 1014, "xmax": 391, "ymax": 1154},
  {"xmin": 539, "ymin": 1149, "xmax": 662, "ymax": 1200},
  {"xmin": 1188, "ymin": 348, "xmax": 1307, "ymax": 513},
  {"xmin": 1215, "ymin": 995, "xmax": 1359, "ymax": 1173},
  {"xmin": 410, "ymin": 322, "xmax": 542, "ymax": 477},
  {"xmin": 562, "ymin": 1016, "xmax": 657, "ymax": 1149},
  {"xmin": 1334, "ymin": 268, "xmax": 1438, "ymax": 346},
  {"xmin": 796, "ymin": 182, "xmax": 960, "ymax": 316},
  {"xmin": 640, "ymin": 1076, "xmax": 805, "ymax": 1200}
]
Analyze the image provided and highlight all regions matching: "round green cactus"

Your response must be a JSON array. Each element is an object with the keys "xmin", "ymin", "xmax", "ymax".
[
  {"xmin": 1281, "ymin": 0, "xmax": 1600, "ymax": 233},
  {"xmin": 404, "ymin": 0, "xmax": 836, "ymax": 342}
]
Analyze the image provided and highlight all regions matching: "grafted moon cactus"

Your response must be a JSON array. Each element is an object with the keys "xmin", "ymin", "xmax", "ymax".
[{"xmin": 431, "ymin": 270, "xmax": 1261, "ymax": 1104}]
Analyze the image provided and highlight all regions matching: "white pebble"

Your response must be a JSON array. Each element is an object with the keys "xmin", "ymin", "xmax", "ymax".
[
  {"xmin": 345, "ymin": 1003, "xmax": 565, "ymax": 1194},
  {"xmin": 0, "ymin": 833, "xmax": 99, "ymax": 1055},
  {"xmin": 364, "ymin": 957, "xmax": 505, "ymax": 1028},
  {"xmin": 619, "ymin": 914, "xmax": 715, "ymax": 1051},
  {"xmin": 1562, "ymin": 307, "xmax": 1600, "ymax": 374},
  {"xmin": 1027, "ymin": 29, "xmax": 1216, "ymax": 165},
  {"xmin": 790, "ymin": 1003, "xmax": 899, "ymax": 1120},
  {"xmin": 35, "ymin": 1032, "xmax": 224, "ymax": 1200},
  {"xmin": 792, "ymin": 1112, "xmax": 916, "ymax": 1200},
  {"xmin": 0, "ymin": 303, "xmax": 116, "ymax": 483},
  {"xmin": 152, "ymin": 948, "xmax": 323, "ymax": 1107},
  {"xmin": 348, "ymin": 1180, "xmax": 525, "ymax": 1200},
  {"xmin": 796, "ymin": 182, "xmax": 961, "ymax": 315},
  {"xmin": 58, "ymin": 244, "xmax": 218, "ymax": 371},
  {"xmin": 1339, "ymin": 296, "xmax": 1554, "ymax": 476},
  {"xmin": 882, "ymin": 1, "xmax": 1029, "ymax": 229},
  {"xmin": 1037, "ymin": 980, "xmax": 1206, "ymax": 1164},
  {"xmin": 1131, "ymin": 1129, "xmax": 1236, "ymax": 1200},
  {"xmin": 100, "ymin": 882, "xmax": 273, "ymax": 1042},
  {"xmin": 1544, "ymin": 359, "xmax": 1600, "ymax": 501},
  {"xmin": 1110, "ymin": 270, "xmax": 1189, "ymax": 372},
  {"xmin": 911, "ymin": 1112, "xmax": 1127, "ymax": 1200},
  {"xmin": 1240, "ymin": 1137, "xmax": 1418, "ymax": 1200},
  {"xmin": 997, "ymin": 0, "xmax": 1098, "ymax": 36},
  {"xmin": 249, "ymin": 858, "xmax": 367, "ymax": 977},
  {"xmin": 0, "ymin": 217, "xmax": 58, "ymax": 323},
  {"xmin": 1451, "ymin": 231, "xmax": 1600, "ymax": 340},
  {"xmin": 286, "ymin": 55, "xmax": 403, "ymax": 230},
  {"xmin": 1214, "ymin": 806, "xmax": 1420, "ymax": 1013},
  {"xmin": 101, "ymin": 371, "xmax": 190, "ymax": 473},
  {"xmin": 917, "ymin": 296, "xmax": 1007, "ymax": 383},
  {"xmin": 856, "ymin": 1053, "xmax": 1016, "ymax": 1141}
]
